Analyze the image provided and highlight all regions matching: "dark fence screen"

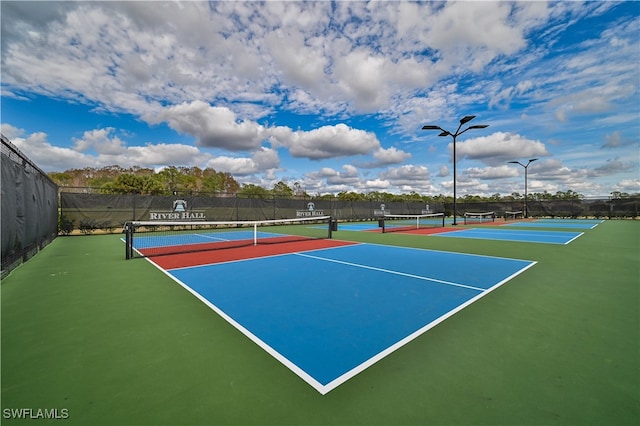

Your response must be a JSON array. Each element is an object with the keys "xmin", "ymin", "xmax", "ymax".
[
  {"xmin": 1, "ymin": 135, "xmax": 59, "ymax": 278},
  {"xmin": 59, "ymin": 192, "xmax": 443, "ymax": 231},
  {"xmin": 59, "ymin": 190, "xmax": 638, "ymax": 234}
]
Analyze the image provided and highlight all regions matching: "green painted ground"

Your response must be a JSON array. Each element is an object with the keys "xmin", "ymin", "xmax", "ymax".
[{"xmin": 2, "ymin": 220, "xmax": 639, "ymax": 425}]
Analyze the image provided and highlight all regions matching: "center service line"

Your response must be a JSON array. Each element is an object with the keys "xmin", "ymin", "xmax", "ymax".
[{"xmin": 295, "ymin": 252, "xmax": 485, "ymax": 292}]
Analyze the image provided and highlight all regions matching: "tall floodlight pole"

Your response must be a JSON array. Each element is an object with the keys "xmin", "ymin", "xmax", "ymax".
[
  {"xmin": 508, "ymin": 159, "xmax": 538, "ymax": 218},
  {"xmin": 422, "ymin": 116, "xmax": 488, "ymax": 225}
]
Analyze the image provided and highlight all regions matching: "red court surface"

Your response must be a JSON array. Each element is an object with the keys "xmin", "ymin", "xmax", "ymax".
[{"xmin": 148, "ymin": 239, "xmax": 358, "ymax": 270}]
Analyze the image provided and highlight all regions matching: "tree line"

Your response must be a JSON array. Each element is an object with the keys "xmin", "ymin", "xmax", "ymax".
[
  {"xmin": 49, "ymin": 165, "xmax": 240, "ymax": 194},
  {"xmin": 49, "ymin": 165, "xmax": 636, "ymax": 202}
]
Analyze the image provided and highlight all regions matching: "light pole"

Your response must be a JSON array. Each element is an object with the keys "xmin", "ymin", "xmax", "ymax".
[
  {"xmin": 508, "ymin": 158, "xmax": 537, "ymax": 218},
  {"xmin": 422, "ymin": 115, "xmax": 488, "ymax": 225}
]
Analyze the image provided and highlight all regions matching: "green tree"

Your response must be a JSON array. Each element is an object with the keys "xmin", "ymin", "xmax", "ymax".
[
  {"xmin": 202, "ymin": 171, "xmax": 225, "ymax": 193},
  {"xmin": 48, "ymin": 172, "xmax": 73, "ymax": 186},
  {"xmin": 220, "ymin": 172, "xmax": 240, "ymax": 194},
  {"xmin": 202, "ymin": 168, "xmax": 240, "ymax": 194},
  {"xmin": 509, "ymin": 192, "xmax": 522, "ymax": 200},
  {"xmin": 337, "ymin": 191, "xmax": 366, "ymax": 201},
  {"xmin": 315, "ymin": 193, "xmax": 336, "ymax": 200},
  {"xmin": 157, "ymin": 166, "xmax": 182, "ymax": 193},
  {"xmin": 272, "ymin": 181, "xmax": 294, "ymax": 198},
  {"xmin": 364, "ymin": 191, "xmax": 383, "ymax": 202},
  {"xmin": 87, "ymin": 175, "xmax": 114, "ymax": 188},
  {"xmin": 463, "ymin": 194, "xmax": 483, "ymax": 203},
  {"xmin": 100, "ymin": 173, "xmax": 164, "ymax": 195},
  {"xmin": 405, "ymin": 191, "xmax": 425, "ymax": 202},
  {"xmin": 239, "ymin": 184, "xmax": 269, "ymax": 198},
  {"xmin": 100, "ymin": 173, "xmax": 145, "ymax": 194},
  {"xmin": 139, "ymin": 175, "xmax": 165, "ymax": 195}
]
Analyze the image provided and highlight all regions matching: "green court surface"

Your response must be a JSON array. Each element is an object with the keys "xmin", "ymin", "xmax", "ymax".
[{"xmin": 1, "ymin": 220, "xmax": 639, "ymax": 425}]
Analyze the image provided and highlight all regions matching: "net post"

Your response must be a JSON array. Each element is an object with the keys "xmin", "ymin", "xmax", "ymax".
[
  {"xmin": 441, "ymin": 213, "xmax": 445, "ymax": 227},
  {"xmin": 124, "ymin": 222, "xmax": 133, "ymax": 260},
  {"xmin": 253, "ymin": 222, "xmax": 258, "ymax": 246},
  {"xmin": 329, "ymin": 217, "xmax": 338, "ymax": 238}
]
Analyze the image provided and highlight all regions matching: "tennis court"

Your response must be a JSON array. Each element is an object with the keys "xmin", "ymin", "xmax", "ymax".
[
  {"xmin": 155, "ymin": 243, "xmax": 535, "ymax": 394},
  {"xmin": 434, "ymin": 227, "xmax": 584, "ymax": 244},
  {"xmin": 504, "ymin": 219, "xmax": 603, "ymax": 229}
]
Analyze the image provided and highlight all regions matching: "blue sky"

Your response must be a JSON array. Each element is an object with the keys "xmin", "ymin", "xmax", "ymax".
[{"xmin": 1, "ymin": 1, "xmax": 638, "ymax": 197}]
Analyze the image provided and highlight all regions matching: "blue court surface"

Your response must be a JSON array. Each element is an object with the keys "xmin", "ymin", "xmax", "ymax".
[
  {"xmin": 162, "ymin": 243, "xmax": 535, "ymax": 394},
  {"xmin": 434, "ymin": 228, "xmax": 583, "ymax": 244},
  {"xmin": 333, "ymin": 223, "xmax": 380, "ymax": 231},
  {"xmin": 504, "ymin": 219, "xmax": 602, "ymax": 229}
]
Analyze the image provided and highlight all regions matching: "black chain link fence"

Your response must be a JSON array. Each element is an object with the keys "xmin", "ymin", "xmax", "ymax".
[
  {"xmin": 58, "ymin": 189, "xmax": 638, "ymax": 235},
  {"xmin": 1, "ymin": 135, "xmax": 59, "ymax": 278}
]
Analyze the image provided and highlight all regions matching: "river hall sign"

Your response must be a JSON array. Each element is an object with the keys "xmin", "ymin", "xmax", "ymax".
[
  {"xmin": 296, "ymin": 202, "xmax": 325, "ymax": 217},
  {"xmin": 148, "ymin": 199, "xmax": 206, "ymax": 221}
]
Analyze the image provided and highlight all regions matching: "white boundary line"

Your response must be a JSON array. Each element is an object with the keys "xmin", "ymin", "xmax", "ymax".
[{"xmin": 564, "ymin": 232, "xmax": 585, "ymax": 245}]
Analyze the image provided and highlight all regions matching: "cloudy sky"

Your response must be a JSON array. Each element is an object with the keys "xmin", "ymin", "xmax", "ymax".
[{"xmin": 1, "ymin": 1, "xmax": 638, "ymax": 197}]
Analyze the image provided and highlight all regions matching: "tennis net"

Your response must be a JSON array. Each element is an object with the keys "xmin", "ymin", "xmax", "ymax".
[
  {"xmin": 124, "ymin": 216, "xmax": 334, "ymax": 259},
  {"xmin": 381, "ymin": 213, "xmax": 445, "ymax": 233},
  {"xmin": 463, "ymin": 212, "xmax": 496, "ymax": 225},
  {"xmin": 504, "ymin": 210, "xmax": 524, "ymax": 221}
]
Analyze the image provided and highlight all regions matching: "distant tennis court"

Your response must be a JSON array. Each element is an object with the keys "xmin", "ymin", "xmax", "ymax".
[
  {"xmin": 148, "ymin": 243, "xmax": 535, "ymax": 394},
  {"xmin": 504, "ymin": 219, "xmax": 603, "ymax": 229},
  {"xmin": 434, "ymin": 228, "xmax": 583, "ymax": 244}
]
